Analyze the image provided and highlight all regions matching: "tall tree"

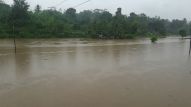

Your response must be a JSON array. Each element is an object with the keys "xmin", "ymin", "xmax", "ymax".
[
  {"xmin": 0, "ymin": 1, "xmax": 11, "ymax": 37},
  {"xmin": 111, "ymin": 8, "xmax": 127, "ymax": 38},
  {"xmin": 35, "ymin": 4, "xmax": 41, "ymax": 13},
  {"xmin": 10, "ymin": 0, "xmax": 29, "ymax": 28},
  {"xmin": 64, "ymin": 8, "xmax": 76, "ymax": 23},
  {"xmin": 116, "ymin": 8, "xmax": 122, "ymax": 16}
]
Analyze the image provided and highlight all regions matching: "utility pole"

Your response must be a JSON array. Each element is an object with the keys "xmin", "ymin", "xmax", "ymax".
[{"xmin": 13, "ymin": 24, "xmax": 16, "ymax": 53}]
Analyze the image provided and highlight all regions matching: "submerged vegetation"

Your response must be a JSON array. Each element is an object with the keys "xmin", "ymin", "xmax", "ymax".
[
  {"xmin": 0, "ymin": 0, "xmax": 190, "ymax": 38},
  {"xmin": 149, "ymin": 33, "xmax": 158, "ymax": 43}
]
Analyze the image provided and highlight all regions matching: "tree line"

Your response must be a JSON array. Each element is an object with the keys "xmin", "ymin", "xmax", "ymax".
[{"xmin": 0, "ymin": 0, "xmax": 190, "ymax": 38}]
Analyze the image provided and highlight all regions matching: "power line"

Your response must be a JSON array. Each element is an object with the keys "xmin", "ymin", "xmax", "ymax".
[
  {"xmin": 73, "ymin": 0, "xmax": 91, "ymax": 8},
  {"xmin": 54, "ymin": 0, "xmax": 69, "ymax": 7},
  {"xmin": 48, "ymin": 0, "xmax": 69, "ymax": 9},
  {"xmin": 49, "ymin": 0, "xmax": 92, "ymax": 10}
]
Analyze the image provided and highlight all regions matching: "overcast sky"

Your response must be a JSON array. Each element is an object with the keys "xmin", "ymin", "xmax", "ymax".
[{"xmin": 4, "ymin": 0, "xmax": 191, "ymax": 20}]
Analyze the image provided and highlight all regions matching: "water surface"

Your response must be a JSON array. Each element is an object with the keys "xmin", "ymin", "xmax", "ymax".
[{"xmin": 0, "ymin": 38, "xmax": 191, "ymax": 107}]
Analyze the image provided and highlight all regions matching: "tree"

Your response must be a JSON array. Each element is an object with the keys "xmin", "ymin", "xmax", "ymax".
[
  {"xmin": 116, "ymin": 8, "xmax": 122, "ymax": 16},
  {"xmin": 168, "ymin": 19, "xmax": 188, "ymax": 34},
  {"xmin": 86, "ymin": 9, "xmax": 113, "ymax": 38},
  {"xmin": 0, "ymin": 3, "xmax": 191, "ymax": 39},
  {"xmin": 64, "ymin": 8, "xmax": 76, "ymax": 23},
  {"xmin": 148, "ymin": 18, "xmax": 166, "ymax": 35},
  {"xmin": 10, "ymin": 0, "xmax": 29, "ymax": 28},
  {"xmin": 35, "ymin": 4, "xmax": 41, "ymax": 13},
  {"xmin": 130, "ymin": 12, "xmax": 137, "ymax": 17},
  {"xmin": 110, "ymin": 8, "xmax": 128, "ymax": 38},
  {"xmin": 179, "ymin": 29, "xmax": 187, "ymax": 39},
  {"xmin": 188, "ymin": 23, "xmax": 191, "ymax": 35},
  {"xmin": 0, "ymin": 1, "xmax": 11, "ymax": 37}
]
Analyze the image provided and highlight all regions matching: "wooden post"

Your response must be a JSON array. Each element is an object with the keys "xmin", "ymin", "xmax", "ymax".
[{"xmin": 13, "ymin": 24, "xmax": 16, "ymax": 53}]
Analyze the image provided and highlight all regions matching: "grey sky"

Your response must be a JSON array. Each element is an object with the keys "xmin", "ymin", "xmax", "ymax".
[{"xmin": 4, "ymin": 0, "xmax": 191, "ymax": 20}]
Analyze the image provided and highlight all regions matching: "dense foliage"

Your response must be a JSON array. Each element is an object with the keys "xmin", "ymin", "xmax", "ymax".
[
  {"xmin": 0, "ymin": 0, "xmax": 190, "ymax": 38},
  {"xmin": 179, "ymin": 29, "xmax": 187, "ymax": 39}
]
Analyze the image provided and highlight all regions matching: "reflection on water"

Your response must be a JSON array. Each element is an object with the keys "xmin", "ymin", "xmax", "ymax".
[{"xmin": 0, "ymin": 38, "xmax": 191, "ymax": 107}]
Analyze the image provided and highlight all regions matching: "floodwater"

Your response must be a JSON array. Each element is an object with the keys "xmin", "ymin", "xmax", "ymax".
[{"xmin": 0, "ymin": 38, "xmax": 191, "ymax": 107}]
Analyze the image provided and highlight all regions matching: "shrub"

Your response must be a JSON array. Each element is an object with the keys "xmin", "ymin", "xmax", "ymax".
[
  {"xmin": 148, "ymin": 33, "xmax": 158, "ymax": 43},
  {"xmin": 151, "ymin": 36, "xmax": 158, "ymax": 43}
]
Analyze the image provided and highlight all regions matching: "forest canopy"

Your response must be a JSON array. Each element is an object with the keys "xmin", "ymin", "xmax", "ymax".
[{"xmin": 0, "ymin": 0, "xmax": 190, "ymax": 38}]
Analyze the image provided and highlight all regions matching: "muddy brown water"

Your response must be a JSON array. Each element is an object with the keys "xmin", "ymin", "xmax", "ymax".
[{"xmin": 0, "ymin": 38, "xmax": 191, "ymax": 107}]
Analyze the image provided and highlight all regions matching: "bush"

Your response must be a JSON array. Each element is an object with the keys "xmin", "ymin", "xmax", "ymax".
[
  {"xmin": 148, "ymin": 33, "xmax": 158, "ymax": 43},
  {"xmin": 151, "ymin": 36, "xmax": 158, "ymax": 43}
]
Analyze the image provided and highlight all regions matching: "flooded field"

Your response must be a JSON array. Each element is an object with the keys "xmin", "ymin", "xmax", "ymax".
[{"xmin": 0, "ymin": 38, "xmax": 191, "ymax": 107}]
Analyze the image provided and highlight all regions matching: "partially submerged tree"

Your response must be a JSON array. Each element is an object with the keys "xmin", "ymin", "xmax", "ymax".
[{"xmin": 148, "ymin": 33, "xmax": 158, "ymax": 43}]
